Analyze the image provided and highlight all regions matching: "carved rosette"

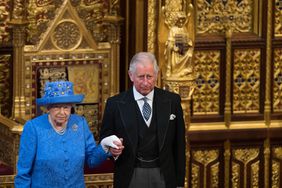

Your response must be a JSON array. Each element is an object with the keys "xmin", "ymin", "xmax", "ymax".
[{"xmin": 52, "ymin": 20, "xmax": 82, "ymax": 50}]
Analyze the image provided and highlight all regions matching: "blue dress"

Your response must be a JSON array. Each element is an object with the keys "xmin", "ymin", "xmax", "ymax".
[{"xmin": 15, "ymin": 114, "xmax": 108, "ymax": 188}]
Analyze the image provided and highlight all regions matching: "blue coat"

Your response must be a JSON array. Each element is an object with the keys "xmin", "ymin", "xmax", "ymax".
[{"xmin": 15, "ymin": 114, "xmax": 108, "ymax": 188}]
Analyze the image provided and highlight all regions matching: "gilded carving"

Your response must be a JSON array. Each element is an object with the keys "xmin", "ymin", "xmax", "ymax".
[
  {"xmin": 161, "ymin": 1, "xmax": 194, "ymax": 79},
  {"xmin": 191, "ymin": 164, "xmax": 200, "ymax": 188},
  {"xmin": 27, "ymin": 0, "xmax": 56, "ymax": 43},
  {"xmin": 39, "ymin": 67, "xmax": 67, "ymax": 92},
  {"xmin": 251, "ymin": 161, "xmax": 259, "ymax": 187},
  {"xmin": 12, "ymin": 0, "xmax": 25, "ymax": 20},
  {"xmin": 147, "ymin": 0, "xmax": 157, "ymax": 53},
  {"xmin": 0, "ymin": 55, "xmax": 12, "ymax": 117},
  {"xmin": 158, "ymin": 0, "xmax": 195, "ymax": 130},
  {"xmin": 275, "ymin": 0, "xmax": 282, "ymax": 37},
  {"xmin": 233, "ymin": 148, "xmax": 259, "ymax": 163},
  {"xmin": 52, "ymin": 20, "xmax": 82, "ymax": 50},
  {"xmin": 1, "ymin": 1, "xmax": 120, "ymax": 187},
  {"xmin": 272, "ymin": 161, "xmax": 280, "ymax": 188},
  {"xmin": 84, "ymin": 173, "xmax": 113, "ymax": 187},
  {"xmin": 0, "ymin": 1, "xmax": 10, "ymax": 43},
  {"xmin": 211, "ymin": 163, "xmax": 219, "ymax": 187},
  {"xmin": 193, "ymin": 50, "xmax": 220, "ymax": 115},
  {"xmin": 0, "ymin": 174, "xmax": 114, "ymax": 187},
  {"xmin": 193, "ymin": 149, "xmax": 219, "ymax": 166},
  {"xmin": 0, "ymin": 124, "xmax": 17, "ymax": 169},
  {"xmin": 192, "ymin": 149, "xmax": 219, "ymax": 188},
  {"xmin": 233, "ymin": 49, "xmax": 260, "ymax": 113},
  {"xmin": 0, "ymin": 175, "xmax": 14, "ymax": 187},
  {"xmin": 232, "ymin": 148, "xmax": 260, "ymax": 188},
  {"xmin": 273, "ymin": 49, "xmax": 282, "ymax": 112},
  {"xmin": 196, "ymin": 0, "xmax": 257, "ymax": 34},
  {"xmin": 74, "ymin": 104, "xmax": 99, "ymax": 139},
  {"xmin": 272, "ymin": 146, "xmax": 282, "ymax": 160},
  {"xmin": 231, "ymin": 162, "xmax": 240, "ymax": 188},
  {"xmin": 25, "ymin": 0, "xmax": 119, "ymax": 44},
  {"xmin": 265, "ymin": 0, "xmax": 273, "ymax": 125}
]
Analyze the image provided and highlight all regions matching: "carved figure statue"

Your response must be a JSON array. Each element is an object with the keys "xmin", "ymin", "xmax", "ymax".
[
  {"xmin": 13, "ymin": 0, "xmax": 25, "ymax": 20},
  {"xmin": 162, "ymin": 5, "xmax": 194, "ymax": 79}
]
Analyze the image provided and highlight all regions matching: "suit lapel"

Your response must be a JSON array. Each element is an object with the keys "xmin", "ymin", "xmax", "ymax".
[
  {"xmin": 117, "ymin": 89, "xmax": 138, "ymax": 153},
  {"xmin": 154, "ymin": 88, "xmax": 171, "ymax": 152}
]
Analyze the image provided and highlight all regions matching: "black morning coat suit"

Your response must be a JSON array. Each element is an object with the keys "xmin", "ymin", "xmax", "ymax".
[{"xmin": 100, "ymin": 87, "xmax": 186, "ymax": 188}]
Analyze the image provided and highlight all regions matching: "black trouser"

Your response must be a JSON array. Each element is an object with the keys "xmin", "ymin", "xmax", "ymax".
[{"xmin": 128, "ymin": 167, "xmax": 165, "ymax": 188}]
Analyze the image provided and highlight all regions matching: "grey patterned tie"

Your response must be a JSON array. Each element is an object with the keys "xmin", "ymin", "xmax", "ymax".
[{"xmin": 142, "ymin": 97, "xmax": 151, "ymax": 121}]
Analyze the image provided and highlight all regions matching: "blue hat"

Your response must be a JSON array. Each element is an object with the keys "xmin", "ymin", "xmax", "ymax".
[{"xmin": 36, "ymin": 81, "xmax": 84, "ymax": 106}]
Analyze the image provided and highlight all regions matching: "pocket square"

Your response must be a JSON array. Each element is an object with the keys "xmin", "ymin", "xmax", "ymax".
[{"xmin": 169, "ymin": 114, "xmax": 176, "ymax": 120}]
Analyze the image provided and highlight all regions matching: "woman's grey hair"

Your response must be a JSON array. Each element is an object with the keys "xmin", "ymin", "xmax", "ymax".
[{"xmin": 128, "ymin": 52, "xmax": 159, "ymax": 75}]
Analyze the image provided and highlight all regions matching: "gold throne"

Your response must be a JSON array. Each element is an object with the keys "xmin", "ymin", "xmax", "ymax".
[{"xmin": 0, "ymin": 0, "xmax": 122, "ymax": 187}]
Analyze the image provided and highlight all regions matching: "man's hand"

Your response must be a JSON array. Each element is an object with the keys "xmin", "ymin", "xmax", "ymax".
[
  {"xmin": 101, "ymin": 135, "xmax": 124, "ymax": 156},
  {"xmin": 109, "ymin": 138, "xmax": 124, "ymax": 157}
]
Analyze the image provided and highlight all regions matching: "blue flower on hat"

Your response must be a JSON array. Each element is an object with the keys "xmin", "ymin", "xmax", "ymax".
[{"xmin": 36, "ymin": 81, "xmax": 84, "ymax": 106}]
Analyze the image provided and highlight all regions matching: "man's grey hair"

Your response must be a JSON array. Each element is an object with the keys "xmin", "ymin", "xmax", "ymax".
[{"xmin": 128, "ymin": 52, "xmax": 159, "ymax": 75}]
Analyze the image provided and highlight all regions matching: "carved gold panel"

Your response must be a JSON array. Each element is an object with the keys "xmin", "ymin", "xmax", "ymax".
[
  {"xmin": 274, "ymin": 0, "xmax": 282, "ymax": 37},
  {"xmin": 191, "ymin": 149, "xmax": 220, "ymax": 187},
  {"xmin": 273, "ymin": 49, "xmax": 282, "ymax": 112},
  {"xmin": 231, "ymin": 148, "xmax": 260, "ymax": 187},
  {"xmin": 233, "ymin": 49, "xmax": 260, "ymax": 113},
  {"xmin": 0, "ymin": 0, "xmax": 11, "ymax": 43},
  {"xmin": 272, "ymin": 160, "xmax": 280, "ymax": 188},
  {"xmin": 272, "ymin": 146, "xmax": 282, "ymax": 188},
  {"xmin": 193, "ymin": 50, "xmax": 220, "ymax": 115},
  {"xmin": 0, "ymin": 125, "xmax": 14, "ymax": 167},
  {"xmin": 195, "ymin": 0, "xmax": 261, "ymax": 35},
  {"xmin": 74, "ymin": 104, "xmax": 99, "ymax": 138},
  {"xmin": 26, "ymin": 0, "xmax": 114, "ymax": 44},
  {"xmin": 0, "ymin": 55, "xmax": 12, "ymax": 117},
  {"xmin": 22, "ymin": 0, "xmax": 113, "ymax": 122}
]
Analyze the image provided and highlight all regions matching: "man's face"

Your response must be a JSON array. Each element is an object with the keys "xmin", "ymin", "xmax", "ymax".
[
  {"xmin": 129, "ymin": 61, "xmax": 157, "ymax": 96},
  {"xmin": 48, "ymin": 104, "xmax": 72, "ymax": 125}
]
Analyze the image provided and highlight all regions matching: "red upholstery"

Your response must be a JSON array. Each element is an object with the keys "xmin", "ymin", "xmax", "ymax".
[
  {"xmin": 0, "ymin": 163, "xmax": 13, "ymax": 175},
  {"xmin": 84, "ymin": 159, "xmax": 114, "ymax": 174}
]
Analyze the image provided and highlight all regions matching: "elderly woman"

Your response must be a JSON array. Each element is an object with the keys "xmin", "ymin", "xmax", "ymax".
[{"xmin": 15, "ymin": 81, "xmax": 123, "ymax": 188}]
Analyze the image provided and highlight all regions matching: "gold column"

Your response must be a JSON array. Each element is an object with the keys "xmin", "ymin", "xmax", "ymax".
[
  {"xmin": 147, "ymin": 0, "xmax": 157, "ymax": 54},
  {"xmin": 135, "ymin": 0, "xmax": 145, "ymax": 52},
  {"xmin": 103, "ymin": 15, "xmax": 123, "ymax": 96},
  {"xmin": 264, "ymin": 0, "xmax": 272, "ymax": 126},
  {"xmin": 224, "ymin": 140, "xmax": 231, "ymax": 188},
  {"xmin": 8, "ymin": 0, "xmax": 28, "ymax": 120},
  {"xmin": 224, "ymin": 29, "xmax": 232, "ymax": 127},
  {"xmin": 264, "ymin": 138, "xmax": 270, "ymax": 188}
]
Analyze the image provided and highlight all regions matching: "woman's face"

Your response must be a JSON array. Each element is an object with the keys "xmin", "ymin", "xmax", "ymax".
[{"xmin": 48, "ymin": 104, "xmax": 72, "ymax": 126}]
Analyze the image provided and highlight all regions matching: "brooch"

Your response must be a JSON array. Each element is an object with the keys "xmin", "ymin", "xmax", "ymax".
[{"xmin": 72, "ymin": 124, "xmax": 78, "ymax": 131}]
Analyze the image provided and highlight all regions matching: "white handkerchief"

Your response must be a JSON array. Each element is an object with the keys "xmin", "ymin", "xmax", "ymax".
[
  {"xmin": 101, "ymin": 135, "xmax": 121, "ymax": 152},
  {"xmin": 169, "ymin": 114, "xmax": 176, "ymax": 120}
]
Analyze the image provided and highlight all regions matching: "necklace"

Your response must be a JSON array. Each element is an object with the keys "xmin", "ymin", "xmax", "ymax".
[{"xmin": 48, "ymin": 115, "xmax": 67, "ymax": 135}]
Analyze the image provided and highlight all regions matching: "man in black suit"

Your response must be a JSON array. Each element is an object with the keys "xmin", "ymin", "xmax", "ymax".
[{"xmin": 100, "ymin": 52, "xmax": 186, "ymax": 188}]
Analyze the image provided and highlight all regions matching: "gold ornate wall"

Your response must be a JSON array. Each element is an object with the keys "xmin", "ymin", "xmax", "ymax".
[
  {"xmin": 144, "ymin": 0, "xmax": 282, "ymax": 187},
  {"xmin": 0, "ymin": 0, "xmax": 122, "ymax": 186}
]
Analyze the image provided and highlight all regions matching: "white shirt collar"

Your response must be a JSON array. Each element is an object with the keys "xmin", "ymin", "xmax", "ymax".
[{"xmin": 133, "ymin": 86, "xmax": 154, "ymax": 101}]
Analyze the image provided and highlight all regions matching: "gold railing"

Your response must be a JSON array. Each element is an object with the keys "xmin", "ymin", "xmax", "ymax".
[{"xmin": 0, "ymin": 174, "xmax": 113, "ymax": 188}]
